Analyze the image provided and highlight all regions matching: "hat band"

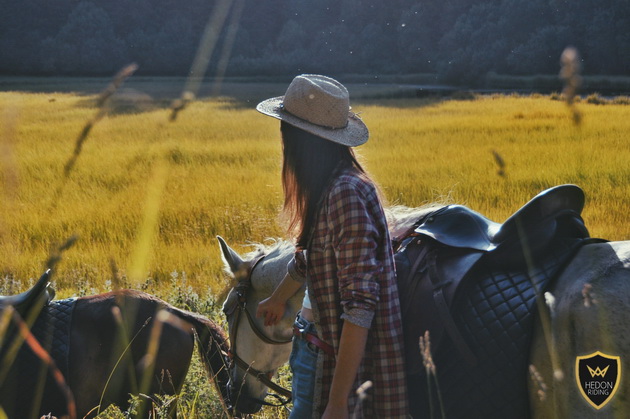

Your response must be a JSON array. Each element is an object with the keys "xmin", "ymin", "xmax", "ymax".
[{"xmin": 280, "ymin": 103, "xmax": 349, "ymax": 130}]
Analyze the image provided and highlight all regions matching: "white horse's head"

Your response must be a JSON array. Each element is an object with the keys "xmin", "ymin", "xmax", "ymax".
[{"xmin": 217, "ymin": 236, "xmax": 303, "ymax": 414}]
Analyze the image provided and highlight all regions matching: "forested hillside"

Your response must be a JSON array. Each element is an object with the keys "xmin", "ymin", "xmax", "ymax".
[{"xmin": 1, "ymin": 0, "xmax": 629, "ymax": 83}]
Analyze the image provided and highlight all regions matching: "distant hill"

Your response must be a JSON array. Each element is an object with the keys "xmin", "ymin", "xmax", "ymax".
[{"xmin": 1, "ymin": 0, "xmax": 629, "ymax": 83}]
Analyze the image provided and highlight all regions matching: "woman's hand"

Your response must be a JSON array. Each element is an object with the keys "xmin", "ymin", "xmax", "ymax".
[
  {"xmin": 256, "ymin": 296, "xmax": 286, "ymax": 326},
  {"xmin": 256, "ymin": 272, "xmax": 304, "ymax": 326}
]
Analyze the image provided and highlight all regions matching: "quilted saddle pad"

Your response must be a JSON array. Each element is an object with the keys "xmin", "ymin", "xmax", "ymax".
[
  {"xmin": 408, "ymin": 237, "xmax": 586, "ymax": 418},
  {"xmin": 1, "ymin": 298, "xmax": 76, "ymax": 417}
]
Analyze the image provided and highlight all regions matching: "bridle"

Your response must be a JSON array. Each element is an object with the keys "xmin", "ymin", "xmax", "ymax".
[{"xmin": 223, "ymin": 255, "xmax": 293, "ymax": 406}]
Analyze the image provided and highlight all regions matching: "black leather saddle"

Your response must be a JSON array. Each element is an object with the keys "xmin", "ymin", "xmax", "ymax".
[
  {"xmin": 397, "ymin": 185, "xmax": 592, "ymax": 418},
  {"xmin": 0, "ymin": 270, "xmax": 55, "ymax": 318},
  {"xmin": 396, "ymin": 184, "xmax": 589, "ymax": 371},
  {"xmin": 415, "ymin": 184, "xmax": 585, "ymax": 254}
]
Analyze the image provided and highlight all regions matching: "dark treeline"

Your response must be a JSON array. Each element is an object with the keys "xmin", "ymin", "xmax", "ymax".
[{"xmin": 1, "ymin": 0, "xmax": 629, "ymax": 84}]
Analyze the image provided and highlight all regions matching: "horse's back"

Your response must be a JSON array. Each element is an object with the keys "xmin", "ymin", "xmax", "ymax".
[
  {"xmin": 70, "ymin": 290, "xmax": 196, "ymax": 417},
  {"xmin": 530, "ymin": 240, "xmax": 630, "ymax": 418}
]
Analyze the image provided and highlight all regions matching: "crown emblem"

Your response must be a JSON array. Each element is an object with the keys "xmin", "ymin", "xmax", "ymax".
[
  {"xmin": 576, "ymin": 351, "xmax": 621, "ymax": 409},
  {"xmin": 587, "ymin": 365, "xmax": 610, "ymax": 378}
]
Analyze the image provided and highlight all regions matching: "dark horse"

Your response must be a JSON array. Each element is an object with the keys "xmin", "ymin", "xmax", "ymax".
[{"xmin": 0, "ymin": 274, "xmax": 230, "ymax": 418}]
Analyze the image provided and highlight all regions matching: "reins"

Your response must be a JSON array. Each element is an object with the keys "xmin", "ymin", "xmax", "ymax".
[{"xmin": 224, "ymin": 255, "xmax": 293, "ymax": 406}]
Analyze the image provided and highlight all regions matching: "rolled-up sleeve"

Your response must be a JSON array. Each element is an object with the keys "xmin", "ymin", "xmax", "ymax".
[
  {"xmin": 326, "ymin": 181, "xmax": 382, "ymax": 328},
  {"xmin": 287, "ymin": 248, "xmax": 308, "ymax": 283}
]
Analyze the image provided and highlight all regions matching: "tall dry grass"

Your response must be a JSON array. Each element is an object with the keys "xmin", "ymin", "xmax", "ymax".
[
  {"xmin": 1, "ymin": 77, "xmax": 630, "ymax": 417},
  {"xmin": 1, "ymin": 89, "xmax": 629, "ymax": 296},
  {"xmin": 361, "ymin": 94, "xmax": 630, "ymax": 232}
]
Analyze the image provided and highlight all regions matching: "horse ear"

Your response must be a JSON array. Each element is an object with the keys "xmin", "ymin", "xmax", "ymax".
[{"xmin": 216, "ymin": 235, "xmax": 245, "ymax": 275}]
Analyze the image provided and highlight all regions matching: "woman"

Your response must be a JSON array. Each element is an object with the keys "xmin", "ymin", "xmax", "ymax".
[{"xmin": 255, "ymin": 74, "xmax": 408, "ymax": 418}]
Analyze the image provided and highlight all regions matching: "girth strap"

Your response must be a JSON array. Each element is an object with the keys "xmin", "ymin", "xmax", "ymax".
[
  {"xmin": 427, "ymin": 250, "xmax": 477, "ymax": 366},
  {"xmin": 401, "ymin": 242, "xmax": 428, "ymax": 321}
]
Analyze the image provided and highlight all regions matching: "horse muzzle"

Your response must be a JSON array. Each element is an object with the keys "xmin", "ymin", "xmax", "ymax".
[{"xmin": 228, "ymin": 379, "xmax": 265, "ymax": 414}]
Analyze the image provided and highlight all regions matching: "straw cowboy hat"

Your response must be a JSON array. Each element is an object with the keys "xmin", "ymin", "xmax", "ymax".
[{"xmin": 256, "ymin": 74, "xmax": 369, "ymax": 147}]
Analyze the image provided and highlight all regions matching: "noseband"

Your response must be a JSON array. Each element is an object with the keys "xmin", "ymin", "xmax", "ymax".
[{"xmin": 223, "ymin": 255, "xmax": 292, "ymax": 406}]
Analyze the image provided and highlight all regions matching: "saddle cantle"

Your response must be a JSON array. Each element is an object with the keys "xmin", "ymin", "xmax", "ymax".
[
  {"xmin": 395, "ymin": 184, "xmax": 592, "ymax": 418},
  {"xmin": 415, "ymin": 184, "xmax": 585, "ymax": 253},
  {"xmin": 0, "ymin": 270, "xmax": 55, "ymax": 317}
]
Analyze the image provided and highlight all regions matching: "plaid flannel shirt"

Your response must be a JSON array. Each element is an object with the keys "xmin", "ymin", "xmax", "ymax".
[{"xmin": 289, "ymin": 167, "xmax": 409, "ymax": 418}]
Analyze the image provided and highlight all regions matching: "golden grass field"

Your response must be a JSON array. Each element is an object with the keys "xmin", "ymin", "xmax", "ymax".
[
  {"xmin": 1, "ymin": 81, "xmax": 629, "ymax": 417},
  {"xmin": 1, "ymin": 84, "xmax": 629, "ymax": 296}
]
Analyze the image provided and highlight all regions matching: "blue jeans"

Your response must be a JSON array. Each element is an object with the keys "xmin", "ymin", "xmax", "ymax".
[{"xmin": 289, "ymin": 315, "xmax": 318, "ymax": 419}]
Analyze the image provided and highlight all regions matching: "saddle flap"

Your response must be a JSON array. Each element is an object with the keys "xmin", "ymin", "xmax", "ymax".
[
  {"xmin": 415, "ymin": 205, "xmax": 500, "ymax": 251},
  {"xmin": 396, "ymin": 239, "xmax": 483, "ymax": 374}
]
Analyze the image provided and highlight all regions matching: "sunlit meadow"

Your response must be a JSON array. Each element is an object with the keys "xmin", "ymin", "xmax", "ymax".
[
  {"xmin": 2, "ymin": 88, "xmax": 629, "ymax": 294},
  {"xmin": 1, "ymin": 83, "xmax": 629, "ymax": 416}
]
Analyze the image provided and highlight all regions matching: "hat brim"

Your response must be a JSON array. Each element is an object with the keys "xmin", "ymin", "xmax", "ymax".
[{"xmin": 256, "ymin": 96, "xmax": 368, "ymax": 147}]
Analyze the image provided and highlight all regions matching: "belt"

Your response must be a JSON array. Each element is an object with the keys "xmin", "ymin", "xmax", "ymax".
[{"xmin": 293, "ymin": 326, "xmax": 335, "ymax": 357}]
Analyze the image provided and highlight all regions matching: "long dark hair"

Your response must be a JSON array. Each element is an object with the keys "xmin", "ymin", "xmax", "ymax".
[{"xmin": 280, "ymin": 121, "xmax": 366, "ymax": 247}]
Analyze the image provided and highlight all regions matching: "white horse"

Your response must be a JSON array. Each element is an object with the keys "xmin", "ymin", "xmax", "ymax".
[{"xmin": 218, "ymin": 204, "xmax": 630, "ymax": 417}]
